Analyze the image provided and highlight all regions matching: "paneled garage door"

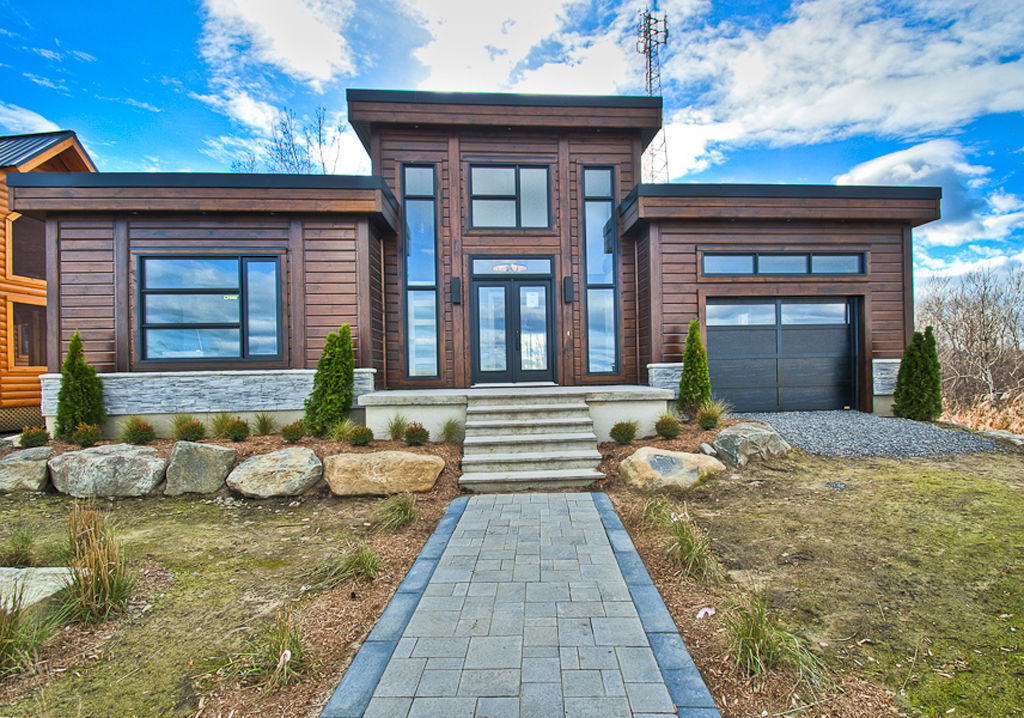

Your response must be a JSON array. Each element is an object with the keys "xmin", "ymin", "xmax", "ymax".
[{"xmin": 705, "ymin": 298, "xmax": 856, "ymax": 412}]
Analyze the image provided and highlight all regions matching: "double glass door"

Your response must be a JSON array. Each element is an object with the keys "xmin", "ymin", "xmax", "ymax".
[{"xmin": 471, "ymin": 260, "xmax": 555, "ymax": 383}]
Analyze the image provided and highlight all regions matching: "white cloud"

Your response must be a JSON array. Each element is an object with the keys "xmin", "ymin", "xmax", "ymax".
[
  {"xmin": 201, "ymin": 0, "xmax": 355, "ymax": 90},
  {"xmin": 23, "ymin": 73, "xmax": 68, "ymax": 92},
  {"xmin": 915, "ymin": 249, "xmax": 1024, "ymax": 278},
  {"xmin": 191, "ymin": 89, "xmax": 281, "ymax": 134},
  {"xmin": 0, "ymin": 102, "xmax": 60, "ymax": 133},
  {"xmin": 661, "ymin": 0, "xmax": 1024, "ymax": 175},
  {"xmin": 836, "ymin": 139, "xmax": 1024, "ymax": 248}
]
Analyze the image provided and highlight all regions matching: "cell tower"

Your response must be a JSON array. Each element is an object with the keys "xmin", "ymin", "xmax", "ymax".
[{"xmin": 637, "ymin": 7, "xmax": 669, "ymax": 184}]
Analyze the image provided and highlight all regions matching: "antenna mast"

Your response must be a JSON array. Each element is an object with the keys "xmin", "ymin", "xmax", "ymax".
[{"xmin": 637, "ymin": 6, "xmax": 669, "ymax": 183}]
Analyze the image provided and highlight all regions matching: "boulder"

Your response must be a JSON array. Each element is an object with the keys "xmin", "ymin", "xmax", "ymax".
[
  {"xmin": 226, "ymin": 448, "xmax": 322, "ymax": 498},
  {"xmin": 978, "ymin": 429, "xmax": 1024, "ymax": 447},
  {"xmin": 699, "ymin": 442, "xmax": 717, "ymax": 457},
  {"xmin": 619, "ymin": 447, "xmax": 726, "ymax": 492},
  {"xmin": 712, "ymin": 422, "xmax": 791, "ymax": 466},
  {"xmin": 0, "ymin": 447, "xmax": 52, "ymax": 492},
  {"xmin": 48, "ymin": 444, "xmax": 167, "ymax": 497},
  {"xmin": 324, "ymin": 450, "xmax": 445, "ymax": 496},
  {"xmin": 165, "ymin": 441, "xmax": 237, "ymax": 495},
  {"xmin": 0, "ymin": 435, "xmax": 16, "ymax": 451}
]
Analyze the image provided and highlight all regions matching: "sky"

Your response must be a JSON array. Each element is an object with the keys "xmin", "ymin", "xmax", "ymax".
[{"xmin": 2, "ymin": 0, "xmax": 1023, "ymax": 280}]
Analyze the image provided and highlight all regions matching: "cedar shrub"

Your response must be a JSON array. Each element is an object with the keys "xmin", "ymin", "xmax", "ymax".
[
  {"xmin": 303, "ymin": 324, "xmax": 355, "ymax": 437},
  {"xmin": 54, "ymin": 331, "xmax": 106, "ymax": 441},
  {"xmin": 677, "ymin": 319, "xmax": 712, "ymax": 417},
  {"xmin": 893, "ymin": 326, "xmax": 943, "ymax": 421}
]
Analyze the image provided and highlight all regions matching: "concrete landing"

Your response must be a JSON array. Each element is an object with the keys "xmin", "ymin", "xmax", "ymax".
[{"xmin": 322, "ymin": 493, "xmax": 719, "ymax": 718}]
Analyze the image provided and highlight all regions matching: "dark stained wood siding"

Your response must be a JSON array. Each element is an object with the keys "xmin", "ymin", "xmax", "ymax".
[
  {"xmin": 57, "ymin": 216, "xmax": 117, "ymax": 370},
  {"xmin": 301, "ymin": 218, "xmax": 358, "ymax": 367}
]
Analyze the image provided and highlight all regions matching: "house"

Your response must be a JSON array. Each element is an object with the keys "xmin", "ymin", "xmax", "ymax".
[
  {"xmin": 6, "ymin": 89, "xmax": 940, "ymax": 445},
  {"xmin": 0, "ymin": 131, "xmax": 95, "ymax": 432}
]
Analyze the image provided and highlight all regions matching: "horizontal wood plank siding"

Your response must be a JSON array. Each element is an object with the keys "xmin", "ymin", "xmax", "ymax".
[
  {"xmin": 59, "ymin": 217, "xmax": 116, "ymax": 370},
  {"xmin": 302, "ymin": 219, "xmax": 360, "ymax": 367}
]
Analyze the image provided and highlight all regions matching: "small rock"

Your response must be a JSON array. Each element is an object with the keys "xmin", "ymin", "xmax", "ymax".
[
  {"xmin": 49, "ymin": 444, "xmax": 167, "ymax": 497},
  {"xmin": 619, "ymin": 446, "xmax": 726, "ymax": 492},
  {"xmin": 0, "ymin": 447, "xmax": 51, "ymax": 492},
  {"xmin": 712, "ymin": 422, "xmax": 791, "ymax": 466},
  {"xmin": 826, "ymin": 481, "xmax": 848, "ymax": 491},
  {"xmin": 699, "ymin": 442, "xmax": 717, "ymax": 456},
  {"xmin": 165, "ymin": 442, "xmax": 237, "ymax": 495},
  {"xmin": 978, "ymin": 429, "xmax": 1024, "ymax": 447},
  {"xmin": 324, "ymin": 451, "xmax": 445, "ymax": 496},
  {"xmin": 226, "ymin": 448, "xmax": 322, "ymax": 498}
]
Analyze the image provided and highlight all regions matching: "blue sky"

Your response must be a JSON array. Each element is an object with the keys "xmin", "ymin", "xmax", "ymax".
[{"xmin": 2, "ymin": 0, "xmax": 1022, "ymax": 279}]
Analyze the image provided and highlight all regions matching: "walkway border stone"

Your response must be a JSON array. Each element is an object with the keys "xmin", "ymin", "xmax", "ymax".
[{"xmin": 322, "ymin": 496, "xmax": 470, "ymax": 718}]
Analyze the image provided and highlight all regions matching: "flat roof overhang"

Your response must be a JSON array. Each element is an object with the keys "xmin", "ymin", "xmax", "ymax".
[
  {"xmin": 619, "ymin": 183, "xmax": 943, "ymax": 233},
  {"xmin": 346, "ymin": 88, "xmax": 663, "ymax": 153},
  {"xmin": 7, "ymin": 172, "xmax": 401, "ymax": 234}
]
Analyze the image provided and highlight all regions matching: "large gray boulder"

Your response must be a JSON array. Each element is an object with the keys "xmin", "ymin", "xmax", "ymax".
[
  {"xmin": 165, "ymin": 441, "xmax": 237, "ymax": 495},
  {"xmin": 712, "ymin": 422, "xmax": 791, "ymax": 466},
  {"xmin": 226, "ymin": 448, "xmax": 322, "ymax": 498},
  {"xmin": 48, "ymin": 444, "xmax": 167, "ymax": 497},
  {"xmin": 978, "ymin": 429, "xmax": 1024, "ymax": 447},
  {"xmin": 0, "ymin": 447, "xmax": 51, "ymax": 492},
  {"xmin": 619, "ymin": 446, "xmax": 725, "ymax": 492},
  {"xmin": 324, "ymin": 450, "xmax": 445, "ymax": 496}
]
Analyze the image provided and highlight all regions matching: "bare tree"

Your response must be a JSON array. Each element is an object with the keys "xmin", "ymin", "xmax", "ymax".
[
  {"xmin": 917, "ymin": 265, "xmax": 1024, "ymax": 406},
  {"xmin": 231, "ymin": 106, "xmax": 344, "ymax": 174}
]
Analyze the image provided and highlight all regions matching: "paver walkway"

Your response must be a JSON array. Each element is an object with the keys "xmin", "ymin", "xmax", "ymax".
[{"xmin": 323, "ymin": 493, "xmax": 719, "ymax": 718}]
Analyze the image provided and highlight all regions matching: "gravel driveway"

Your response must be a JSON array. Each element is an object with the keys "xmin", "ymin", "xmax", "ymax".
[{"xmin": 736, "ymin": 410, "xmax": 1001, "ymax": 457}]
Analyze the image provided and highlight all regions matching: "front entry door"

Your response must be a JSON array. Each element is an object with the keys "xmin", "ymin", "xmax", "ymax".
[{"xmin": 471, "ymin": 277, "xmax": 555, "ymax": 384}]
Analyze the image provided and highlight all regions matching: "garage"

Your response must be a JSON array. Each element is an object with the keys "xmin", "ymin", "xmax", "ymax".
[{"xmin": 705, "ymin": 298, "xmax": 857, "ymax": 412}]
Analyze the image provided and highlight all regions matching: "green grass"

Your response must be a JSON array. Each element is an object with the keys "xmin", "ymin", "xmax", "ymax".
[
  {"xmin": 301, "ymin": 543, "xmax": 380, "ymax": 592},
  {"xmin": 373, "ymin": 493, "xmax": 418, "ymax": 533},
  {"xmin": 0, "ymin": 583, "xmax": 60, "ymax": 678},
  {"xmin": 220, "ymin": 610, "xmax": 309, "ymax": 689},
  {"xmin": 1, "ymin": 524, "xmax": 38, "ymax": 567}
]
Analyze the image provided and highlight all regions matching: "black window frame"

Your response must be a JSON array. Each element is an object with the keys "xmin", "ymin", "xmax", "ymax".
[
  {"xmin": 137, "ymin": 254, "xmax": 284, "ymax": 363},
  {"xmin": 701, "ymin": 251, "xmax": 866, "ymax": 277},
  {"xmin": 402, "ymin": 163, "xmax": 441, "ymax": 380},
  {"xmin": 469, "ymin": 164, "xmax": 552, "ymax": 230},
  {"xmin": 582, "ymin": 165, "xmax": 620, "ymax": 376}
]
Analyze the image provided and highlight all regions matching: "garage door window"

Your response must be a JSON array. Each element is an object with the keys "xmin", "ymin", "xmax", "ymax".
[
  {"xmin": 706, "ymin": 302, "xmax": 775, "ymax": 326},
  {"xmin": 781, "ymin": 302, "xmax": 847, "ymax": 324}
]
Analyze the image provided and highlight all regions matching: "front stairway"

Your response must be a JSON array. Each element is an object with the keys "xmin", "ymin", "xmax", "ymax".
[{"xmin": 459, "ymin": 390, "xmax": 604, "ymax": 491}]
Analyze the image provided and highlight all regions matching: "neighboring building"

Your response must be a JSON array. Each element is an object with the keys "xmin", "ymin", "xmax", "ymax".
[
  {"xmin": 7, "ymin": 90, "xmax": 939, "ymax": 436},
  {"xmin": 0, "ymin": 131, "xmax": 95, "ymax": 432}
]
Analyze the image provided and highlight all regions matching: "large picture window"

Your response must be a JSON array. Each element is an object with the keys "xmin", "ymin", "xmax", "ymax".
[
  {"xmin": 583, "ymin": 167, "xmax": 618, "ymax": 374},
  {"xmin": 470, "ymin": 165, "xmax": 550, "ymax": 229},
  {"xmin": 404, "ymin": 164, "xmax": 440, "ymax": 378},
  {"xmin": 139, "ymin": 256, "xmax": 281, "ymax": 361}
]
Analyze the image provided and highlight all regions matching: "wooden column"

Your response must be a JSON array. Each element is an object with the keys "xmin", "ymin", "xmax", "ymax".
[
  {"xmin": 649, "ymin": 223, "xmax": 664, "ymax": 363},
  {"xmin": 288, "ymin": 218, "xmax": 306, "ymax": 368},
  {"xmin": 45, "ymin": 217, "xmax": 59, "ymax": 373},
  {"xmin": 355, "ymin": 219, "xmax": 372, "ymax": 368}
]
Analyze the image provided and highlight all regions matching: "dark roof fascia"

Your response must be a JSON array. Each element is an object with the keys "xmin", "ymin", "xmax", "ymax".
[
  {"xmin": 8, "ymin": 172, "xmax": 399, "ymax": 213},
  {"xmin": 347, "ymin": 88, "xmax": 662, "ymax": 110},
  {"xmin": 0, "ymin": 130, "xmax": 80, "ymax": 169},
  {"xmin": 624, "ymin": 182, "xmax": 942, "ymax": 206}
]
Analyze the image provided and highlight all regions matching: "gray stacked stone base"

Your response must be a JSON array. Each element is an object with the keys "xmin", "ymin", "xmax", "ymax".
[{"xmin": 39, "ymin": 368, "xmax": 375, "ymax": 437}]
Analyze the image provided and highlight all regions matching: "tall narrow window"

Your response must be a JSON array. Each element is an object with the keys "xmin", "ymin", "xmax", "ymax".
[
  {"xmin": 583, "ymin": 167, "xmax": 618, "ymax": 374},
  {"xmin": 9, "ymin": 301, "xmax": 46, "ymax": 367},
  {"xmin": 403, "ymin": 165, "xmax": 439, "ymax": 377},
  {"xmin": 9, "ymin": 214, "xmax": 46, "ymax": 281}
]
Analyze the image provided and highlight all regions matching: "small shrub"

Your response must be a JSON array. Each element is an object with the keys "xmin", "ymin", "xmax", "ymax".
[
  {"xmin": 440, "ymin": 418, "xmax": 464, "ymax": 443},
  {"xmin": 211, "ymin": 412, "xmax": 234, "ymax": 438},
  {"xmin": 172, "ymin": 414, "xmax": 206, "ymax": 441},
  {"xmin": 0, "ymin": 583, "xmax": 56, "ymax": 678},
  {"xmin": 696, "ymin": 398, "xmax": 730, "ymax": 431},
  {"xmin": 54, "ymin": 330, "xmax": 106, "ymax": 441},
  {"xmin": 304, "ymin": 324, "xmax": 355, "ymax": 437},
  {"xmin": 374, "ymin": 493, "xmax": 418, "ymax": 533},
  {"xmin": 225, "ymin": 418, "xmax": 250, "ymax": 442},
  {"xmin": 327, "ymin": 418, "xmax": 358, "ymax": 442},
  {"xmin": 724, "ymin": 590, "xmax": 826, "ymax": 689},
  {"xmin": 609, "ymin": 420, "xmax": 638, "ymax": 445},
  {"xmin": 119, "ymin": 416, "xmax": 155, "ymax": 445},
  {"xmin": 70, "ymin": 423, "xmax": 102, "ymax": 448},
  {"xmin": 678, "ymin": 319, "xmax": 712, "ymax": 417},
  {"xmin": 225, "ymin": 610, "xmax": 309, "ymax": 688},
  {"xmin": 654, "ymin": 414, "xmax": 681, "ymax": 440},
  {"xmin": 893, "ymin": 326, "xmax": 943, "ymax": 421},
  {"xmin": 18, "ymin": 427, "xmax": 49, "ymax": 448},
  {"xmin": 302, "ymin": 544, "xmax": 379, "ymax": 591},
  {"xmin": 387, "ymin": 413, "xmax": 410, "ymax": 441},
  {"xmin": 403, "ymin": 422, "xmax": 429, "ymax": 446},
  {"xmin": 666, "ymin": 508, "xmax": 719, "ymax": 582},
  {"xmin": 1, "ymin": 525, "xmax": 37, "ymax": 567},
  {"xmin": 254, "ymin": 412, "xmax": 277, "ymax": 436},
  {"xmin": 281, "ymin": 421, "xmax": 306, "ymax": 443},
  {"xmin": 349, "ymin": 425, "xmax": 374, "ymax": 446},
  {"xmin": 61, "ymin": 506, "xmax": 135, "ymax": 623}
]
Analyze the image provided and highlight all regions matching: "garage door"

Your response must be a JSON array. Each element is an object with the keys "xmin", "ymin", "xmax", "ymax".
[{"xmin": 705, "ymin": 298, "xmax": 856, "ymax": 412}]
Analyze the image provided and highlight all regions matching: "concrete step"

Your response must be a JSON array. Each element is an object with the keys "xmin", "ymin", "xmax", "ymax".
[
  {"xmin": 459, "ymin": 468, "xmax": 605, "ymax": 492},
  {"xmin": 465, "ymin": 392, "xmax": 588, "ymax": 407},
  {"xmin": 461, "ymin": 449, "xmax": 603, "ymax": 473},
  {"xmin": 467, "ymin": 402, "xmax": 591, "ymax": 422},
  {"xmin": 463, "ymin": 432, "xmax": 598, "ymax": 456},
  {"xmin": 464, "ymin": 417, "xmax": 595, "ymax": 436}
]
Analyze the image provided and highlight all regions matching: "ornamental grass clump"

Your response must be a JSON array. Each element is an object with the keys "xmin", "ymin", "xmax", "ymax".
[
  {"xmin": 677, "ymin": 319, "xmax": 712, "ymax": 418},
  {"xmin": 327, "ymin": 418, "xmax": 358, "ymax": 442},
  {"xmin": 666, "ymin": 508, "xmax": 719, "ymax": 583},
  {"xmin": 54, "ymin": 330, "xmax": 106, "ymax": 441},
  {"xmin": 303, "ymin": 324, "xmax": 355, "ymax": 437},
  {"xmin": 172, "ymin": 414, "xmax": 206, "ymax": 441},
  {"xmin": 893, "ymin": 325, "xmax": 943, "ymax": 421},
  {"xmin": 211, "ymin": 412, "xmax": 235, "ymax": 439},
  {"xmin": 373, "ymin": 493, "xmax": 418, "ymax": 533},
  {"xmin": 119, "ymin": 417, "xmax": 155, "ymax": 445},
  {"xmin": 637, "ymin": 494, "xmax": 673, "ymax": 529},
  {"xmin": 225, "ymin": 610, "xmax": 309, "ymax": 689},
  {"xmin": 1, "ymin": 524, "xmax": 37, "ymax": 567},
  {"xmin": 609, "ymin": 420, "xmax": 638, "ymax": 445},
  {"xmin": 655, "ymin": 414, "xmax": 681, "ymax": 440},
  {"xmin": 696, "ymin": 398, "xmax": 731, "ymax": 430},
  {"xmin": 0, "ymin": 583, "xmax": 57, "ymax": 678},
  {"xmin": 386, "ymin": 413, "xmax": 410, "ymax": 441},
  {"xmin": 349, "ymin": 425, "xmax": 374, "ymax": 446},
  {"xmin": 225, "ymin": 418, "xmax": 250, "ymax": 442},
  {"xmin": 403, "ymin": 422, "xmax": 429, "ymax": 446},
  {"xmin": 70, "ymin": 423, "xmax": 102, "ymax": 448},
  {"xmin": 61, "ymin": 503, "xmax": 135, "ymax": 623},
  {"xmin": 281, "ymin": 421, "xmax": 306, "ymax": 443},
  {"xmin": 18, "ymin": 427, "xmax": 49, "ymax": 448},
  {"xmin": 302, "ymin": 543, "xmax": 379, "ymax": 591},
  {"xmin": 254, "ymin": 412, "xmax": 277, "ymax": 436},
  {"xmin": 440, "ymin": 418, "xmax": 464, "ymax": 443}
]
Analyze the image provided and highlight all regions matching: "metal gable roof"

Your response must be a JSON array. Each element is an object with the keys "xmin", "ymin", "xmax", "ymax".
[{"xmin": 0, "ymin": 130, "xmax": 77, "ymax": 169}]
